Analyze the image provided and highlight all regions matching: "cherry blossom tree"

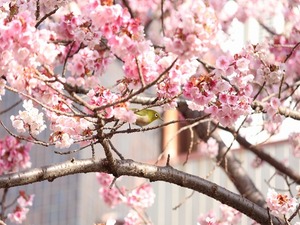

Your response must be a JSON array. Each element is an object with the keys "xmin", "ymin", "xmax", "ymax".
[{"xmin": 0, "ymin": 0, "xmax": 300, "ymax": 224}]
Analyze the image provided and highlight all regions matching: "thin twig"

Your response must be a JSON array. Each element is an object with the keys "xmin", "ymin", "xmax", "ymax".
[
  {"xmin": 91, "ymin": 142, "xmax": 95, "ymax": 159},
  {"xmin": 108, "ymin": 140, "xmax": 125, "ymax": 160},
  {"xmin": 53, "ymin": 141, "xmax": 96, "ymax": 155},
  {"xmin": 35, "ymin": 6, "xmax": 59, "ymax": 28},
  {"xmin": 0, "ymin": 188, "xmax": 8, "ymax": 220},
  {"xmin": 284, "ymin": 42, "xmax": 300, "ymax": 63},
  {"xmin": 166, "ymin": 154, "xmax": 171, "ymax": 166},
  {"xmin": 110, "ymin": 116, "xmax": 211, "ymax": 136},
  {"xmin": 183, "ymin": 128, "xmax": 195, "ymax": 165},
  {"xmin": 135, "ymin": 57, "xmax": 146, "ymax": 87},
  {"xmin": 0, "ymin": 120, "xmax": 51, "ymax": 147},
  {"xmin": 0, "ymin": 100, "xmax": 22, "ymax": 115},
  {"xmin": 258, "ymin": 20, "xmax": 277, "ymax": 35},
  {"xmin": 35, "ymin": 0, "xmax": 40, "ymax": 20},
  {"xmin": 93, "ymin": 58, "xmax": 178, "ymax": 112},
  {"xmin": 172, "ymin": 191, "xmax": 194, "ymax": 210},
  {"xmin": 253, "ymin": 81, "xmax": 266, "ymax": 100},
  {"xmin": 288, "ymin": 203, "xmax": 300, "ymax": 222},
  {"xmin": 161, "ymin": 0, "xmax": 165, "ymax": 36},
  {"xmin": 62, "ymin": 41, "xmax": 76, "ymax": 77},
  {"xmin": 5, "ymin": 85, "xmax": 77, "ymax": 117}
]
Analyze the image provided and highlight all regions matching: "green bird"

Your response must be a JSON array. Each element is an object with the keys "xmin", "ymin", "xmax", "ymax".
[{"xmin": 131, "ymin": 108, "xmax": 162, "ymax": 127}]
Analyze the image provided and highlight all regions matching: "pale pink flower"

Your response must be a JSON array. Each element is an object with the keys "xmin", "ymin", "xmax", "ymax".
[
  {"xmin": 251, "ymin": 157, "xmax": 263, "ymax": 168},
  {"xmin": 0, "ymin": 136, "xmax": 32, "ymax": 174},
  {"xmin": 198, "ymin": 204, "xmax": 241, "ymax": 225},
  {"xmin": 164, "ymin": 0, "xmax": 219, "ymax": 59},
  {"xmin": 7, "ymin": 191, "xmax": 34, "ymax": 224},
  {"xmin": 54, "ymin": 133, "xmax": 74, "ymax": 149},
  {"xmin": 197, "ymin": 211, "xmax": 217, "ymax": 225},
  {"xmin": 10, "ymin": 100, "xmax": 46, "ymax": 135},
  {"xmin": 197, "ymin": 138, "xmax": 219, "ymax": 158},
  {"xmin": 7, "ymin": 207, "xmax": 29, "ymax": 224},
  {"xmin": 124, "ymin": 210, "xmax": 142, "ymax": 225},
  {"xmin": 216, "ymin": 56, "xmax": 231, "ymax": 71},
  {"xmin": 17, "ymin": 191, "xmax": 34, "ymax": 208},
  {"xmin": 266, "ymin": 188, "xmax": 298, "ymax": 216},
  {"xmin": 219, "ymin": 93, "xmax": 228, "ymax": 104},
  {"xmin": 113, "ymin": 107, "xmax": 137, "ymax": 124},
  {"xmin": 187, "ymin": 101, "xmax": 205, "ymax": 111},
  {"xmin": 235, "ymin": 57, "xmax": 250, "ymax": 73},
  {"xmin": 220, "ymin": 204, "xmax": 242, "ymax": 224},
  {"xmin": 96, "ymin": 172, "xmax": 114, "ymax": 187},
  {"xmin": 270, "ymin": 97, "xmax": 280, "ymax": 109},
  {"xmin": 227, "ymin": 95, "xmax": 238, "ymax": 105},
  {"xmin": 99, "ymin": 187, "xmax": 124, "ymax": 208},
  {"xmin": 127, "ymin": 183, "xmax": 155, "ymax": 209}
]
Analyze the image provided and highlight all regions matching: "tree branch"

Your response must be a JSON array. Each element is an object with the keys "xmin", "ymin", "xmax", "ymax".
[
  {"xmin": 234, "ymin": 132, "xmax": 300, "ymax": 184},
  {"xmin": 0, "ymin": 158, "xmax": 283, "ymax": 225},
  {"xmin": 252, "ymin": 101, "xmax": 300, "ymax": 120},
  {"xmin": 177, "ymin": 102, "xmax": 267, "ymax": 208}
]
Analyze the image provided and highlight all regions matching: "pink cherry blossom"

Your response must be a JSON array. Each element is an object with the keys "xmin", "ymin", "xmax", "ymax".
[
  {"xmin": 99, "ymin": 187, "xmax": 125, "ymax": 208},
  {"xmin": 113, "ymin": 107, "xmax": 137, "ymax": 124},
  {"xmin": 197, "ymin": 137, "xmax": 219, "ymax": 158},
  {"xmin": 0, "ymin": 136, "xmax": 32, "ymax": 174},
  {"xmin": 17, "ymin": 192, "xmax": 34, "ymax": 208},
  {"xmin": 124, "ymin": 210, "xmax": 145, "ymax": 225},
  {"xmin": 7, "ymin": 206, "xmax": 29, "ymax": 224},
  {"xmin": 198, "ymin": 204, "xmax": 241, "ymax": 225},
  {"xmin": 127, "ymin": 183, "xmax": 155, "ymax": 209},
  {"xmin": 197, "ymin": 211, "xmax": 217, "ymax": 225},
  {"xmin": 164, "ymin": 0, "xmax": 219, "ymax": 59},
  {"xmin": 216, "ymin": 55, "xmax": 231, "ymax": 71},
  {"xmin": 7, "ymin": 191, "xmax": 34, "ymax": 224},
  {"xmin": 10, "ymin": 100, "xmax": 46, "ymax": 135},
  {"xmin": 96, "ymin": 172, "xmax": 114, "ymax": 187},
  {"xmin": 219, "ymin": 204, "xmax": 242, "ymax": 224},
  {"xmin": 266, "ymin": 188, "xmax": 298, "ymax": 216}
]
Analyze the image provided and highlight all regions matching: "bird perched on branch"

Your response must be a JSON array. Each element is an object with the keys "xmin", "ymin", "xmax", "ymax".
[{"xmin": 131, "ymin": 108, "xmax": 162, "ymax": 127}]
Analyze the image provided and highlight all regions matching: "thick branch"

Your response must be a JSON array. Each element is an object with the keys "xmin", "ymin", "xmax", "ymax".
[{"xmin": 0, "ymin": 158, "xmax": 282, "ymax": 225}]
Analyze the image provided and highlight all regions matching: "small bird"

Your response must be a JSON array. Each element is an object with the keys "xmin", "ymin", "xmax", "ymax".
[{"xmin": 131, "ymin": 108, "xmax": 162, "ymax": 127}]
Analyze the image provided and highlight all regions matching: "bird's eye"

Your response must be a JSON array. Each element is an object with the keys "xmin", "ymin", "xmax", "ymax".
[{"xmin": 155, "ymin": 113, "xmax": 158, "ymax": 118}]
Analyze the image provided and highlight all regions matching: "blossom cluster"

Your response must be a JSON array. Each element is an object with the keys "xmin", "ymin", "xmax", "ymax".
[
  {"xmin": 0, "ymin": 10, "xmax": 59, "ymax": 93},
  {"xmin": 0, "ymin": 136, "xmax": 32, "ymax": 175},
  {"xmin": 10, "ymin": 100, "xmax": 46, "ymax": 136},
  {"xmin": 197, "ymin": 204, "xmax": 242, "ymax": 225},
  {"xmin": 96, "ymin": 172, "xmax": 155, "ymax": 224},
  {"xmin": 164, "ymin": 0, "xmax": 219, "ymax": 59},
  {"xmin": 183, "ymin": 54, "xmax": 254, "ymax": 127},
  {"xmin": 197, "ymin": 137, "xmax": 219, "ymax": 158},
  {"xmin": 7, "ymin": 191, "xmax": 34, "ymax": 224},
  {"xmin": 88, "ymin": 86, "xmax": 137, "ymax": 124},
  {"xmin": 266, "ymin": 188, "xmax": 298, "ymax": 216}
]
